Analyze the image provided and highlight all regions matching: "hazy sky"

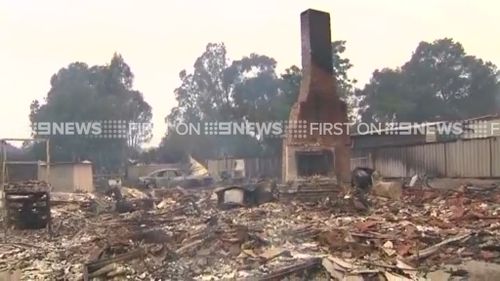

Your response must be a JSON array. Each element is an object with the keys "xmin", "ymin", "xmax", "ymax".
[{"xmin": 1, "ymin": 0, "xmax": 499, "ymax": 147}]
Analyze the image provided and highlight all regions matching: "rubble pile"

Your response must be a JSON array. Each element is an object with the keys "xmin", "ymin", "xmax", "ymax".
[{"xmin": 1, "ymin": 183, "xmax": 500, "ymax": 280}]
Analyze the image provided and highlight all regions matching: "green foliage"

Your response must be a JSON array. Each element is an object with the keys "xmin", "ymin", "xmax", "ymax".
[
  {"xmin": 29, "ymin": 54, "xmax": 152, "ymax": 171},
  {"xmin": 167, "ymin": 43, "xmax": 282, "ymax": 124},
  {"xmin": 358, "ymin": 38, "xmax": 500, "ymax": 122},
  {"xmin": 164, "ymin": 43, "xmax": 284, "ymax": 159},
  {"xmin": 161, "ymin": 41, "xmax": 356, "ymax": 160}
]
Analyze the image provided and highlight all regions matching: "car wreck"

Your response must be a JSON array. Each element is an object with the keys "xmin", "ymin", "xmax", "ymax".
[{"xmin": 138, "ymin": 157, "xmax": 214, "ymax": 189}]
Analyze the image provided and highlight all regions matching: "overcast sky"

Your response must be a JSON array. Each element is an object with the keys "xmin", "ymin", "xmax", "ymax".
[{"xmin": 1, "ymin": 0, "xmax": 499, "ymax": 147}]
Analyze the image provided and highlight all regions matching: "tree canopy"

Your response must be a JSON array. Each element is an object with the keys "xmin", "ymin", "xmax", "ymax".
[
  {"xmin": 164, "ymin": 43, "xmax": 281, "ymax": 159},
  {"xmin": 167, "ymin": 43, "xmax": 284, "ymax": 124},
  {"xmin": 29, "ymin": 54, "xmax": 152, "ymax": 171},
  {"xmin": 357, "ymin": 38, "xmax": 500, "ymax": 122},
  {"xmin": 27, "ymin": 37, "xmax": 500, "ymax": 165},
  {"xmin": 160, "ymin": 41, "xmax": 355, "ymax": 160}
]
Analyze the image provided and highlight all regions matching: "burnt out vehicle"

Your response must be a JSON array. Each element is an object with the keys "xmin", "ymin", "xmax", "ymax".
[{"xmin": 138, "ymin": 168, "xmax": 214, "ymax": 189}]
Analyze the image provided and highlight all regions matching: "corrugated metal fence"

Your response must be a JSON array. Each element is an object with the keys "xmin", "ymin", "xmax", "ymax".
[
  {"xmin": 351, "ymin": 137, "xmax": 500, "ymax": 178},
  {"xmin": 209, "ymin": 137, "xmax": 500, "ymax": 180},
  {"xmin": 208, "ymin": 157, "xmax": 282, "ymax": 179}
]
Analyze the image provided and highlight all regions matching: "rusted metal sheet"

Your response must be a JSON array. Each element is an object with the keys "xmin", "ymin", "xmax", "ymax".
[{"xmin": 445, "ymin": 139, "xmax": 491, "ymax": 177}]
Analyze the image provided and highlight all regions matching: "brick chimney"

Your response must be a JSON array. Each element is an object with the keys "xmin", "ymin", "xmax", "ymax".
[{"xmin": 282, "ymin": 9, "xmax": 351, "ymax": 183}]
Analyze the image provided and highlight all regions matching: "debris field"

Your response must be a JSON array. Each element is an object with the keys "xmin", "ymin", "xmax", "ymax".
[{"xmin": 1, "ymin": 183, "xmax": 500, "ymax": 280}]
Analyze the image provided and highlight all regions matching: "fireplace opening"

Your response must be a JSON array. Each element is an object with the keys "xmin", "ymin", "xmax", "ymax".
[{"xmin": 296, "ymin": 150, "xmax": 334, "ymax": 177}]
